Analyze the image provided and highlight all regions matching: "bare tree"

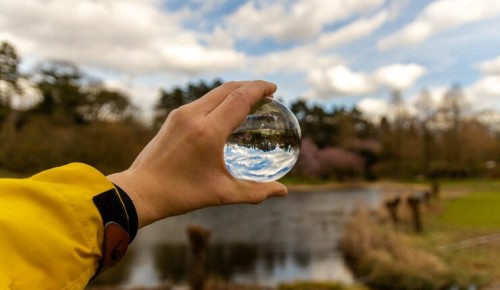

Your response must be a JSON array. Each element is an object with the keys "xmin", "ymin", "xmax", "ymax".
[
  {"xmin": 0, "ymin": 41, "xmax": 22, "ymax": 153},
  {"xmin": 414, "ymin": 88, "xmax": 436, "ymax": 176},
  {"xmin": 438, "ymin": 84, "xmax": 468, "ymax": 176},
  {"xmin": 388, "ymin": 90, "xmax": 408, "ymax": 177}
]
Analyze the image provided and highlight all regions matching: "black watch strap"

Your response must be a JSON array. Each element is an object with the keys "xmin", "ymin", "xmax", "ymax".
[
  {"xmin": 91, "ymin": 184, "xmax": 138, "ymax": 278},
  {"xmin": 113, "ymin": 184, "xmax": 138, "ymax": 242}
]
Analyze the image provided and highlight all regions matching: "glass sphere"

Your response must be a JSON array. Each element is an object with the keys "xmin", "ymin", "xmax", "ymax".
[{"xmin": 224, "ymin": 97, "xmax": 301, "ymax": 182}]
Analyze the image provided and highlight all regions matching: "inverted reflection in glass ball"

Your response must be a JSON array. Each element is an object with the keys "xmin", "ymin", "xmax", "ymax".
[{"xmin": 224, "ymin": 97, "xmax": 301, "ymax": 182}]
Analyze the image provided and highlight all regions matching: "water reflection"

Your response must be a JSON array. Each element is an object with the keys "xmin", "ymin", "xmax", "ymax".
[
  {"xmin": 149, "ymin": 242, "xmax": 348, "ymax": 285},
  {"xmin": 90, "ymin": 188, "xmax": 381, "ymax": 288},
  {"xmin": 207, "ymin": 243, "xmax": 258, "ymax": 280},
  {"xmin": 154, "ymin": 244, "xmax": 189, "ymax": 283}
]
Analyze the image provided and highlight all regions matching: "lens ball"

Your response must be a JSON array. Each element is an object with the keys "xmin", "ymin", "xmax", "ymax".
[{"xmin": 224, "ymin": 97, "xmax": 301, "ymax": 182}]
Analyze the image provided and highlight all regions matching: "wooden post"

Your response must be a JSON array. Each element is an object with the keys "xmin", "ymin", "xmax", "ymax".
[
  {"xmin": 385, "ymin": 196, "xmax": 401, "ymax": 230},
  {"xmin": 431, "ymin": 180, "xmax": 440, "ymax": 199},
  {"xmin": 421, "ymin": 190, "xmax": 431, "ymax": 207},
  {"xmin": 187, "ymin": 225, "xmax": 211, "ymax": 290},
  {"xmin": 407, "ymin": 196, "xmax": 423, "ymax": 233}
]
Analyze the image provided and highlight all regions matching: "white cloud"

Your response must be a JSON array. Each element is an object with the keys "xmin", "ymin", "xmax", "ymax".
[
  {"xmin": 252, "ymin": 46, "xmax": 341, "ymax": 74},
  {"xmin": 378, "ymin": 21, "xmax": 432, "ymax": 50},
  {"xmin": 315, "ymin": 10, "xmax": 388, "ymax": 50},
  {"xmin": 407, "ymin": 86, "xmax": 448, "ymax": 120},
  {"xmin": 0, "ymin": 0, "xmax": 245, "ymax": 75},
  {"xmin": 102, "ymin": 76, "xmax": 180, "ymax": 122},
  {"xmin": 224, "ymin": 0, "xmax": 385, "ymax": 42},
  {"xmin": 374, "ymin": 63, "xmax": 426, "ymax": 90},
  {"xmin": 158, "ymin": 45, "xmax": 246, "ymax": 74},
  {"xmin": 468, "ymin": 76, "xmax": 500, "ymax": 98},
  {"xmin": 357, "ymin": 97, "xmax": 389, "ymax": 119},
  {"xmin": 203, "ymin": 26, "xmax": 235, "ymax": 50},
  {"xmin": 306, "ymin": 63, "xmax": 426, "ymax": 98},
  {"xmin": 464, "ymin": 76, "xmax": 500, "ymax": 113},
  {"xmin": 251, "ymin": 8, "xmax": 391, "ymax": 74},
  {"xmin": 378, "ymin": 0, "xmax": 500, "ymax": 50},
  {"xmin": 307, "ymin": 65, "xmax": 374, "ymax": 98},
  {"xmin": 478, "ymin": 55, "xmax": 500, "ymax": 75},
  {"xmin": 429, "ymin": 87, "xmax": 451, "ymax": 104},
  {"xmin": 358, "ymin": 85, "xmax": 458, "ymax": 121}
]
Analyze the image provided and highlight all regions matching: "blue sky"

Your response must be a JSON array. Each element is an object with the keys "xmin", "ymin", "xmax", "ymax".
[{"xmin": 1, "ymin": 0, "xmax": 499, "ymax": 120}]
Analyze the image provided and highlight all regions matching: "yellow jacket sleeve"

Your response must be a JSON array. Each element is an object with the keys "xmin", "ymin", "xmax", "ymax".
[{"xmin": 0, "ymin": 163, "xmax": 117, "ymax": 289}]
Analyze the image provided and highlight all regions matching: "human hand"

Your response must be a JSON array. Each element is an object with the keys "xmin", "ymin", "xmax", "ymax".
[{"xmin": 107, "ymin": 80, "xmax": 288, "ymax": 227}]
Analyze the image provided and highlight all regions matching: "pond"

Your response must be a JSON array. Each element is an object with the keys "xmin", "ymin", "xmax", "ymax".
[{"xmin": 90, "ymin": 187, "xmax": 382, "ymax": 288}]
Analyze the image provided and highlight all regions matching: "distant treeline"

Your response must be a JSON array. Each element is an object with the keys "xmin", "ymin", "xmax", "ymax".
[
  {"xmin": 1, "ymin": 41, "xmax": 499, "ymax": 179},
  {"xmin": 0, "ymin": 41, "xmax": 152, "ymax": 174},
  {"xmin": 292, "ymin": 87, "xmax": 500, "ymax": 180}
]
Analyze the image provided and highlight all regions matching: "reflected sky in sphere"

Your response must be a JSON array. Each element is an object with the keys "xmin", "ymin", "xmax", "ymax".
[
  {"xmin": 224, "ymin": 97, "xmax": 301, "ymax": 182},
  {"xmin": 224, "ymin": 144, "xmax": 300, "ymax": 182}
]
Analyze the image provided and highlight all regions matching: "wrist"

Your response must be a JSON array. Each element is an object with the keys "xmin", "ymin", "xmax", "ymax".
[{"xmin": 107, "ymin": 170, "xmax": 158, "ymax": 228}]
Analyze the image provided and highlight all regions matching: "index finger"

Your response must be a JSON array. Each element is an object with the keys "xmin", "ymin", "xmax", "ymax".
[
  {"xmin": 189, "ymin": 81, "xmax": 249, "ymax": 114},
  {"xmin": 208, "ymin": 80, "xmax": 277, "ymax": 135}
]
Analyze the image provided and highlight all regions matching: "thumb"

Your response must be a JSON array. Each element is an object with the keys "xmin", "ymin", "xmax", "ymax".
[{"xmin": 231, "ymin": 180, "xmax": 288, "ymax": 205}]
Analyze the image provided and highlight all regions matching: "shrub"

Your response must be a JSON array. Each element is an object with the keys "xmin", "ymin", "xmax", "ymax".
[
  {"xmin": 340, "ymin": 208, "xmax": 452, "ymax": 290},
  {"xmin": 3, "ymin": 115, "xmax": 151, "ymax": 174}
]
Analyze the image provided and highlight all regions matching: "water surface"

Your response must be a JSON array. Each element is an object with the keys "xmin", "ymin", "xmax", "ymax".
[{"xmin": 91, "ymin": 187, "xmax": 381, "ymax": 287}]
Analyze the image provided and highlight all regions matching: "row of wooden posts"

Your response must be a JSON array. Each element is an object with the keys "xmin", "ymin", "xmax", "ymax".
[{"xmin": 384, "ymin": 181, "xmax": 440, "ymax": 233}]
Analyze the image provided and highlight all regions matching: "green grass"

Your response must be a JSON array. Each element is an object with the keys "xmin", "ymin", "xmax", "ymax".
[
  {"xmin": 443, "ymin": 179, "xmax": 500, "ymax": 189},
  {"xmin": 440, "ymin": 190, "xmax": 500, "ymax": 229},
  {"xmin": 413, "ymin": 179, "xmax": 500, "ymax": 287},
  {"xmin": 436, "ymin": 180, "xmax": 500, "ymax": 228}
]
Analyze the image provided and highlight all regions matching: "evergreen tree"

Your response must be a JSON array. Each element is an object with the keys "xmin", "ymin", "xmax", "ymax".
[
  {"xmin": 153, "ymin": 79, "xmax": 223, "ymax": 129},
  {"xmin": 0, "ymin": 41, "xmax": 22, "ymax": 155}
]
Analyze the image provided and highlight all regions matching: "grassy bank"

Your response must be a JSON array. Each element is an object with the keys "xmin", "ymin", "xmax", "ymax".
[
  {"xmin": 438, "ymin": 180, "xmax": 500, "ymax": 228},
  {"xmin": 419, "ymin": 180, "xmax": 500, "ymax": 287},
  {"xmin": 340, "ymin": 179, "xmax": 500, "ymax": 289}
]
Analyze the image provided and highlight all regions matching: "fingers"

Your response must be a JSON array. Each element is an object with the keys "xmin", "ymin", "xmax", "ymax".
[
  {"xmin": 209, "ymin": 80, "xmax": 277, "ymax": 135},
  {"xmin": 189, "ymin": 81, "xmax": 248, "ymax": 114}
]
